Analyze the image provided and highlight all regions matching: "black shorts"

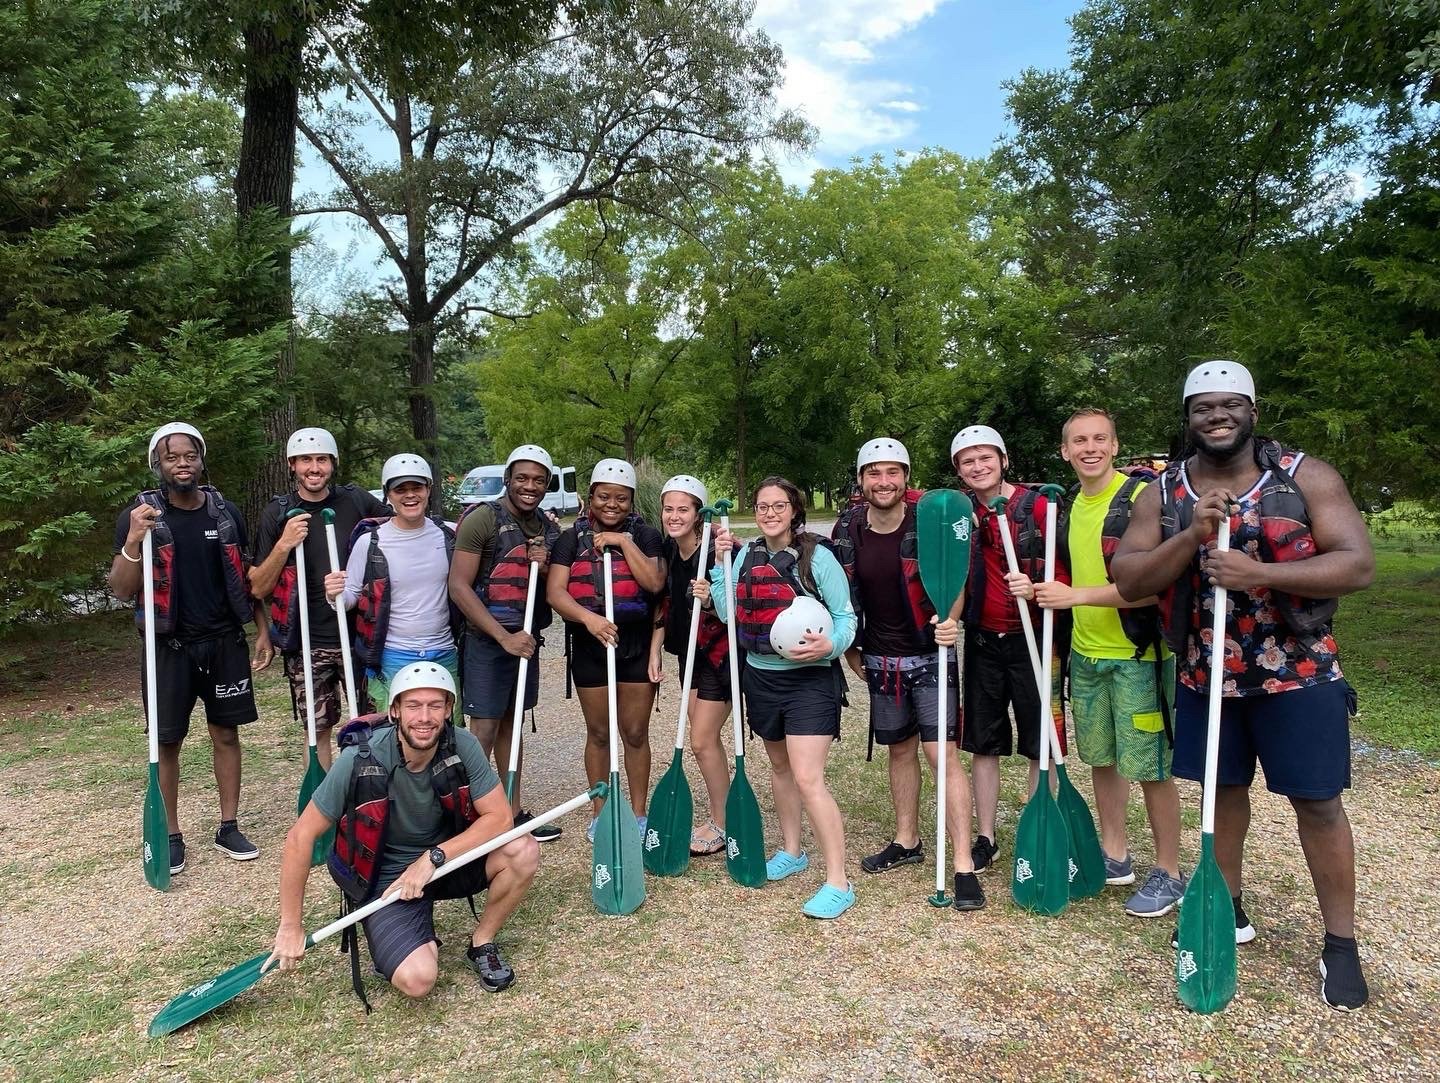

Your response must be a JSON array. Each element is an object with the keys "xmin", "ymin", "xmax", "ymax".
[
  {"xmin": 961, "ymin": 628, "xmax": 1041, "ymax": 759},
  {"xmin": 462, "ymin": 630, "xmax": 542, "ymax": 718},
  {"xmin": 141, "ymin": 630, "xmax": 258, "ymax": 744},
  {"xmin": 568, "ymin": 621, "xmax": 653, "ymax": 688},
  {"xmin": 743, "ymin": 664, "xmax": 841, "ymax": 742},
  {"xmin": 363, "ymin": 859, "xmax": 492, "ymax": 980},
  {"xmin": 674, "ymin": 644, "xmax": 732, "ymax": 703}
]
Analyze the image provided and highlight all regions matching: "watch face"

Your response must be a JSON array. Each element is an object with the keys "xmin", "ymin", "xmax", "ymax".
[{"xmin": 429, "ymin": 847, "xmax": 445, "ymax": 866}]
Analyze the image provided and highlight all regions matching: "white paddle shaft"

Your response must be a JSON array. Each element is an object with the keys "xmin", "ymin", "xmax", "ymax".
[
  {"xmin": 603, "ymin": 551, "xmax": 620, "ymax": 776},
  {"xmin": 508, "ymin": 561, "xmax": 541, "ymax": 782},
  {"xmin": 324, "ymin": 521, "xmax": 359, "ymax": 716},
  {"xmin": 142, "ymin": 530, "xmax": 160, "ymax": 768},
  {"xmin": 672, "ymin": 521, "xmax": 713, "ymax": 752},
  {"xmin": 935, "ymin": 645, "xmax": 948, "ymax": 894},
  {"xmin": 292, "ymin": 524, "xmax": 318, "ymax": 749},
  {"xmin": 1202, "ymin": 518, "xmax": 1232, "ymax": 836},
  {"xmin": 993, "ymin": 502, "xmax": 1061, "ymax": 769},
  {"xmin": 720, "ymin": 516, "xmax": 745, "ymax": 750}
]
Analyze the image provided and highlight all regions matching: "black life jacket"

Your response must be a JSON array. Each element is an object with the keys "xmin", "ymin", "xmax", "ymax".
[
  {"xmin": 459, "ymin": 500, "xmax": 560, "ymax": 633},
  {"xmin": 832, "ymin": 493, "xmax": 935, "ymax": 649},
  {"xmin": 661, "ymin": 537, "xmax": 730, "ymax": 670},
  {"xmin": 1158, "ymin": 438, "xmax": 1338, "ymax": 657},
  {"xmin": 564, "ymin": 513, "xmax": 651, "ymax": 622},
  {"xmin": 733, "ymin": 535, "xmax": 827, "ymax": 655},
  {"xmin": 347, "ymin": 516, "xmax": 459, "ymax": 666},
  {"xmin": 266, "ymin": 484, "xmax": 372, "ymax": 652},
  {"xmin": 133, "ymin": 486, "xmax": 252, "ymax": 635},
  {"xmin": 327, "ymin": 714, "xmax": 478, "ymax": 904},
  {"xmin": 961, "ymin": 485, "xmax": 1044, "ymax": 627}
]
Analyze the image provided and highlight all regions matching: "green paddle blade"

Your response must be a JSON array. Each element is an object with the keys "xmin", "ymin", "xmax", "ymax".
[
  {"xmin": 503, "ymin": 768, "xmax": 518, "ymax": 804},
  {"xmin": 592, "ymin": 770, "xmax": 646, "ymax": 914},
  {"xmin": 298, "ymin": 747, "xmax": 329, "ymax": 867},
  {"xmin": 643, "ymin": 749, "xmax": 693, "ymax": 876},
  {"xmin": 1011, "ymin": 768, "xmax": 1070, "ymax": 916},
  {"xmin": 1054, "ymin": 763, "xmax": 1106, "ymax": 899},
  {"xmin": 724, "ymin": 754, "xmax": 766, "ymax": 888},
  {"xmin": 148, "ymin": 943, "xmax": 292, "ymax": 1037},
  {"xmin": 142, "ymin": 762, "xmax": 170, "ymax": 892},
  {"xmin": 916, "ymin": 490, "xmax": 974, "ymax": 615},
  {"xmin": 1176, "ymin": 833, "xmax": 1237, "ymax": 1013}
]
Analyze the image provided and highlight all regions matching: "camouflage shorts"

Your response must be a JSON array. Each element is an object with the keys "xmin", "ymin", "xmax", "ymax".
[{"xmin": 284, "ymin": 648, "xmax": 370, "ymax": 729}]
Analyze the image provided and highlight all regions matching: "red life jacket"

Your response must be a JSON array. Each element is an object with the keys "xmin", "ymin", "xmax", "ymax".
[
  {"xmin": 733, "ymin": 537, "xmax": 824, "ymax": 655},
  {"xmin": 327, "ymin": 715, "xmax": 478, "ymax": 904},
  {"xmin": 961, "ymin": 485, "xmax": 1044, "ymax": 627},
  {"xmin": 458, "ymin": 500, "xmax": 560, "ymax": 633},
  {"xmin": 564, "ymin": 513, "xmax": 651, "ymax": 623},
  {"xmin": 265, "ymin": 485, "xmax": 372, "ymax": 652},
  {"xmin": 1157, "ymin": 438, "xmax": 1338, "ymax": 657},
  {"xmin": 133, "ymin": 486, "xmax": 252, "ymax": 635},
  {"xmin": 832, "ymin": 493, "xmax": 935, "ymax": 648},
  {"xmin": 347, "ymin": 516, "xmax": 458, "ymax": 666}
]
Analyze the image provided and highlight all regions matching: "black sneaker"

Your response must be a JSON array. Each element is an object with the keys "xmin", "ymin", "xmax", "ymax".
[
  {"xmin": 467, "ymin": 941, "xmax": 515, "ymax": 992},
  {"xmin": 953, "ymin": 871, "xmax": 986, "ymax": 912},
  {"xmin": 970, "ymin": 835, "xmax": 999, "ymax": 873},
  {"xmin": 860, "ymin": 839, "xmax": 925, "ymax": 874},
  {"xmin": 168, "ymin": 832, "xmax": 186, "ymax": 874},
  {"xmin": 515, "ymin": 809, "xmax": 562, "ymax": 843},
  {"xmin": 214, "ymin": 821, "xmax": 259, "ymax": 861},
  {"xmin": 1319, "ymin": 934, "xmax": 1369, "ymax": 1011}
]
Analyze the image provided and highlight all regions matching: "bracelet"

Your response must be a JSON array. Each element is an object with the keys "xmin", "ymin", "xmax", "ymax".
[{"xmin": 119, "ymin": 544, "xmax": 142, "ymax": 563}]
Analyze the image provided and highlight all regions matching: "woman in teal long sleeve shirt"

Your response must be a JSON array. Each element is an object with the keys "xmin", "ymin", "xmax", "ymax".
[{"xmin": 700, "ymin": 476, "xmax": 859, "ymax": 919}]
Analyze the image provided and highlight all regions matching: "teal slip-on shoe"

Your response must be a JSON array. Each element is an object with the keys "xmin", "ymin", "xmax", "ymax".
[
  {"xmin": 802, "ymin": 882, "xmax": 856, "ymax": 919},
  {"xmin": 765, "ymin": 849, "xmax": 809, "ymax": 881}
]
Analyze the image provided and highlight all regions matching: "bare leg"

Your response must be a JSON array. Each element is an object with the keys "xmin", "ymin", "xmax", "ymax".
[
  {"xmin": 1291, "ymin": 796, "xmax": 1357, "ymax": 937},
  {"xmin": 208, "ymin": 722, "xmax": 241, "ymax": 822},
  {"xmin": 473, "ymin": 835, "xmax": 541, "ymax": 945},
  {"xmin": 971, "ymin": 753, "xmax": 1000, "ymax": 839},
  {"xmin": 1213, "ymin": 784, "xmax": 1251, "ymax": 897},
  {"xmin": 617, "ymin": 682, "xmax": 656, "ymax": 814},
  {"xmin": 1141, "ymin": 777, "xmax": 1181, "ymax": 877},
  {"xmin": 786, "ymin": 734, "xmax": 847, "ymax": 889},
  {"xmin": 762, "ymin": 738, "xmax": 803, "ymax": 856},
  {"xmin": 1092, "ymin": 764, "xmax": 1131, "ymax": 860},
  {"xmin": 389, "ymin": 941, "xmax": 439, "ymax": 999},
  {"xmin": 922, "ymin": 741, "xmax": 976, "ymax": 872},
  {"xmin": 887, "ymin": 734, "xmax": 922, "ymax": 848},
  {"xmin": 159, "ymin": 739, "xmax": 183, "ymax": 833},
  {"xmin": 688, "ymin": 693, "xmax": 731, "ymax": 830},
  {"xmin": 316, "ymin": 724, "xmax": 335, "ymax": 772},
  {"xmin": 578, "ymin": 686, "xmax": 609, "ymax": 819}
]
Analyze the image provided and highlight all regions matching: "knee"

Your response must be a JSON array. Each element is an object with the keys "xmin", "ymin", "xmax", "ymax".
[
  {"xmin": 1291, "ymin": 795, "xmax": 1345, "ymax": 829},
  {"xmin": 390, "ymin": 955, "xmax": 438, "ymax": 999},
  {"xmin": 791, "ymin": 765, "xmax": 828, "ymax": 798},
  {"xmin": 620, "ymin": 723, "xmax": 650, "ymax": 750},
  {"xmin": 583, "ymin": 717, "xmax": 608, "ymax": 746},
  {"xmin": 209, "ymin": 725, "xmax": 240, "ymax": 749},
  {"xmin": 502, "ymin": 835, "xmax": 541, "ymax": 880}
]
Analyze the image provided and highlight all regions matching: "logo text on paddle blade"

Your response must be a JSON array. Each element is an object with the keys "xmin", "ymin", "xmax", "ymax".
[
  {"xmin": 593, "ymin": 864, "xmax": 611, "ymax": 889},
  {"xmin": 951, "ymin": 519, "xmax": 970, "ymax": 542},
  {"xmin": 726, "ymin": 836, "xmax": 739, "ymax": 859},
  {"xmin": 1015, "ymin": 857, "xmax": 1033, "ymax": 883},
  {"xmin": 1177, "ymin": 950, "xmax": 1198, "ymax": 982},
  {"xmin": 644, "ymin": 828, "xmax": 660, "ymax": 851}
]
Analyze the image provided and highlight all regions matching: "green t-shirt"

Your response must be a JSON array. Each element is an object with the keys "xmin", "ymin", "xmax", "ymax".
[
  {"xmin": 1068, "ymin": 472, "xmax": 1164, "ymax": 662},
  {"xmin": 312, "ymin": 723, "xmax": 499, "ymax": 885}
]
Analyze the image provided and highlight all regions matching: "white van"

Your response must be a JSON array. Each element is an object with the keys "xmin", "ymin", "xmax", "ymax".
[{"xmin": 457, "ymin": 464, "xmax": 580, "ymax": 517}]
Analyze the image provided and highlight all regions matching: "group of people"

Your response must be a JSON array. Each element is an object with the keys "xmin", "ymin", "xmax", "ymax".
[{"xmin": 110, "ymin": 359, "xmax": 1374, "ymax": 1012}]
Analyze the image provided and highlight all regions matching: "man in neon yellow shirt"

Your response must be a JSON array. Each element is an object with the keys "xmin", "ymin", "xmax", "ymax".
[{"xmin": 1035, "ymin": 408, "xmax": 1183, "ymax": 918}]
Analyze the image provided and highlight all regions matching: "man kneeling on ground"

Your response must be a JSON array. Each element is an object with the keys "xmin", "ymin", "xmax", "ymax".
[{"xmin": 266, "ymin": 662, "xmax": 539, "ymax": 997}]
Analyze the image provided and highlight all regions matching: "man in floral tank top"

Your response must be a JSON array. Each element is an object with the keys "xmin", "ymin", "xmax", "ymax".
[{"xmin": 1113, "ymin": 361, "xmax": 1375, "ymax": 1012}]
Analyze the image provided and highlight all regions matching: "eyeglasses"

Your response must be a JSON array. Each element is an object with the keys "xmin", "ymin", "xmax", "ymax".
[{"xmin": 754, "ymin": 501, "xmax": 790, "ymax": 515}]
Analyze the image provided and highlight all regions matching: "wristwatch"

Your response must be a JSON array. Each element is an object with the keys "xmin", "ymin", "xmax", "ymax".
[{"xmin": 428, "ymin": 847, "xmax": 446, "ymax": 868}]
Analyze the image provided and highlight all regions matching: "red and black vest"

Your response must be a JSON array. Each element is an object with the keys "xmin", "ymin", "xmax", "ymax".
[
  {"xmin": 832, "ymin": 494, "xmax": 935, "ymax": 649},
  {"xmin": 462, "ymin": 501, "xmax": 560, "ymax": 633},
  {"xmin": 327, "ymin": 715, "xmax": 478, "ymax": 904},
  {"xmin": 1158, "ymin": 438, "xmax": 1339, "ymax": 657},
  {"xmin": 133, "ymin": 486, "xmax": 251, "ymax": 635},
  {"xmin": 265, "ymin": 485, "xmax": 371, "ymax": 652},
  {"xmin": 565, "ymin": 513, "xmax": 651, "ymax": 623},
  {"xmin": 347, "ymin": 516, "xmax": 458, "ymax": 666},
  {"xmin": 961, "ymin": 485, "xmax": 1044, "ymax": 627},
  {"xmin": 733, "ymin": 537, "xmax": 823, "ymax": 655}
]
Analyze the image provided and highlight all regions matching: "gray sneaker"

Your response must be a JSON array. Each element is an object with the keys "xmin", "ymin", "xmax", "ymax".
[
  {"xmin": 1124, "ymin": 867, "xmax": 1186, "ymax": 918},
  {"xmin": 1105, "ymin": 851, "xmax": 1135, "ymax": 886}
]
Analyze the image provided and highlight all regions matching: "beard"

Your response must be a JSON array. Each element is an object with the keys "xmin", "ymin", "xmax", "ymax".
[
  {"xmin": 1192, "ymin": 414, "xmax": 1255, "ymax": 457},
  {"xmin": 398, "ymin": 719, "xmax": 442, "ymax": 752},
  {"xmin": 165, "ymin": 475, "xmax": 198, "ymax": 494}
]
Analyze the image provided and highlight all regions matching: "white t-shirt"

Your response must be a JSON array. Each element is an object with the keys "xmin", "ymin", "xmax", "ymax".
[{"xmin": 342, "ymin": 519, "xmax": 453, "ymax": 652}]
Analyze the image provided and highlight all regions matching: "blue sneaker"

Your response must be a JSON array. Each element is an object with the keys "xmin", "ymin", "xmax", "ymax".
[
  {"xmin": 765, "ymin": 849, "xmax": 809, "ymax": 881},
  {"xmin": 1105, "ymin": 851, "xmax": 1135, "ymax": 886},
  {"xmin": 586, "ymin": 817, "xmax": 598, "ymax": 844},
  {"xmin": 1125, "ymin": 867, "xmax": 1186, "ymax": 918},
  {"xmin": 802, "ymin": 881, "xmax": 856, "ymax": 919}
]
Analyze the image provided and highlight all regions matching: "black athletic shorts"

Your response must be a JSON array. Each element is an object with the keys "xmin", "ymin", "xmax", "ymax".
[
  {"xmin": 961, "ymin": 627, "xmax": 1042, "ymax": 760},
  {"xmin": 568, "ymin": 621, "xmax": 653, "ymax": 688},
  {"xmin": 141, "ymin": 629, "xmax": 258, "ymax": 744},
  {"xmin": 743, "ymin": 663, "xmax": 841, "ymax": 742},
  {"xmin": 363, "ymin": 859, "xmax": 493, "ymax": 980},
  {"xmin": 463, "ymin": 630, "xmax": 542, "ymax": 718},
  {"xmin": 674, "ymin": 643, "xmax": 732, "ymax": 703}
]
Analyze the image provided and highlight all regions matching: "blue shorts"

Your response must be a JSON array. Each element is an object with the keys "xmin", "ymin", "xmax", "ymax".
[
  {"xmin": 462, "ymin": 630, "xmax": 541, "ymax": 719},
  {"xmin": 1172, "ymin": 680, "xmax": 1351, "ymax": 800}
]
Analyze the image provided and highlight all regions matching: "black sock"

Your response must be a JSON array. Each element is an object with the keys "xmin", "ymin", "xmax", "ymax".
[
  {"xmin": 1324, "ymin": 932, "xmax": 1359, "ymax": 953},
  {"xmin": 220, "ymin": 819, "xmax": 237, "ymax": 829}
]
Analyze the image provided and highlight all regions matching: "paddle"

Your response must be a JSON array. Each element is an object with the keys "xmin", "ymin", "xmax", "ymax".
[
  {"xmin": 1176, "ymin": 515, "xmax": 1237, "ymax": 1014},
  {"xmin": 321, "ymin": 509, "xmax": 361, "ymax": 720},
  {"xmin": 140, "ymin": 530, "xmax": 170, "ymax": 892},
  {"xmin": 592, "ymin": 550, "xmax": 646, "ymax": 914},
  {"xmin": 286, "ymin": 509, "xmax": 328, "ymax": 866},
  {"xmin": 644, "ymin": 505, "xmax": 716, "ymax": 876},
  {"xmin": 147, "ymin": 785, "xmax": 602, "ymax": 1037},
  {"xmin": 915, "ymin": 489, "xmax": 973, "ymax": 907},
  {"xmin": 504, "ymin": 560, "xmax": 541, "ymax": 804},
  {"xmin": 992, "ymin": 495, "xmax": 1068, "ymax": 916},
  {"xmin": 718, "ymin": 503, "xmax": 766, "ymax": 888}
]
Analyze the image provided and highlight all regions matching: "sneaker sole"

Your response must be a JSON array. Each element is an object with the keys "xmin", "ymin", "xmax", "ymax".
[
  {"xmin": 1317, "ymin": 959, "xmax": 1365, "ymax": 1012},
  {"xmin": 169, "ymin": 861, "xmax": 186, "ymax": 874},
  {"xmin": 476, "ymin": 971, "xmax": 516, "ymax": 992},
  {"xmin": 531, "ymin": 827, "xmax": 562, "ymax": 843},
  {"xmin": 214, "ymin": 843, "xmax": 260, "ymax": 861},
  {"xmin": 1171, "ymin": 926, "xmax": 1258, "ymax": 948},
  {"xmin": 859, "ymin": 853, "xmax": 924, "ymax": 875},
  {"xmin": 952, "ymin": 897, "xmax": 986, "ymax": 912},
  {"xmin": 1125, "ymin": 899, "xmax": 1179, "ymax": 918},
  {"xmin": 1106, "ymin": 873, "xmax": 1137, "ymax": 886}
]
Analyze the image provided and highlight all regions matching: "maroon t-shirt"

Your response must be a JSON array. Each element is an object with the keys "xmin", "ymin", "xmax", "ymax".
[
  {"xmin": 973, "ymin": 491, "xmax": 1067, "ymax": 635},
  {"xmin": 854, "ymin": 524, "xmax": 925, "ymax": 656}
]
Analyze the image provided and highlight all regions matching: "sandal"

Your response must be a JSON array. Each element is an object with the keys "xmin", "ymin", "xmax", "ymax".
[{"xmin": 690, "ymin": 819, "xmax": 725, "ymax": 856}]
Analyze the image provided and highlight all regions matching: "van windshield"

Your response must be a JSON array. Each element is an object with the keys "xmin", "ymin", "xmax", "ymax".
[{"xmin": 459, "ymin": 475, "xmax": 504, "ymax": 499}]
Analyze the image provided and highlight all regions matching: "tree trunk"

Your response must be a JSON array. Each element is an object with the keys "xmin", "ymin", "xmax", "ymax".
[
  {"xmin": 235, "ymin": 9, "xmax": 304, "ymax": 528},
  {"xmin": 407, "ymin": 316, "xmax": 442, "ymax": 513}
]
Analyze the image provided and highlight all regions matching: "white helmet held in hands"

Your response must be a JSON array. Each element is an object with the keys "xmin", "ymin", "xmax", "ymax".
[
  {"xmin": 387, "ymin": 661, "xmax": 457, "ymax": 710},
  {"xmin": 505, "ymin": 444, "xmax": 554, "ymax": 480},
  {"xmin": 148, "ymin": 422, "xmax": 206, "ymax": 471},
  {"xmin": 769, "ymin": 596, "xmax": 834, "ymax": 660},
  {"xmin": 1183, "ymin": 360, "xmax": 1255, "ymax": 404},
  {"xmin": 381, "ymin": 453, "xmax": 432, "ymax": 492},
  {"xmin": 589, "ymin": 458, "xmax": 637, "ymax": 492},
  {"xmin": 661, "ymin": 474, "xmax": 709, "ymax": 506},
  {"xmin": 856, "ymin": 437, "xmax": 910, "ymax": 475},
  {"xmin": 287, "ymin": 427, "xmax": 339, "ymax": 460},
  {"xmin": 950, "ymin": 424, "xmax": 1007, "ymax": 462}
]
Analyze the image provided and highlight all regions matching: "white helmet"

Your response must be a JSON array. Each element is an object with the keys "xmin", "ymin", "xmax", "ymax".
[
  {"xmin": 387, "ymin": 661, "xmax": 457, "ymax": 710},
  {"xmin": 661, "ymin": 474, "xmax": 708, "ymax": 506},
  {"xmin": 950, "ymin": 425, "xmax": 1007, "ymax": 462},
  {"xmin": 1183, "ymin": 360, "xmax": 1255, "ymax": 404},
  {"xmin": 148, "ymin": 422, "xmax": 206, "ymax": 471},
  {"xmin": 856, "ymin": 437, "xmax": 910, "ymax": 475},
  {"xmin": 286, "ymin": 427, "xmax": 339, "ymax": 460},
  {"xmin": 505, "ymin": 443, "xmax": 554, "ymax": 480},
  {"xmin": 589, "ymin": 457, "xmax": 636, "ymax": 491},
  {"xmin": 769, "ymin": 596, "xmax": 834, "ymax": 660},
  {"xmin": 381, "ymin": 453, "xmax": 432, "ymax": 492}
]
